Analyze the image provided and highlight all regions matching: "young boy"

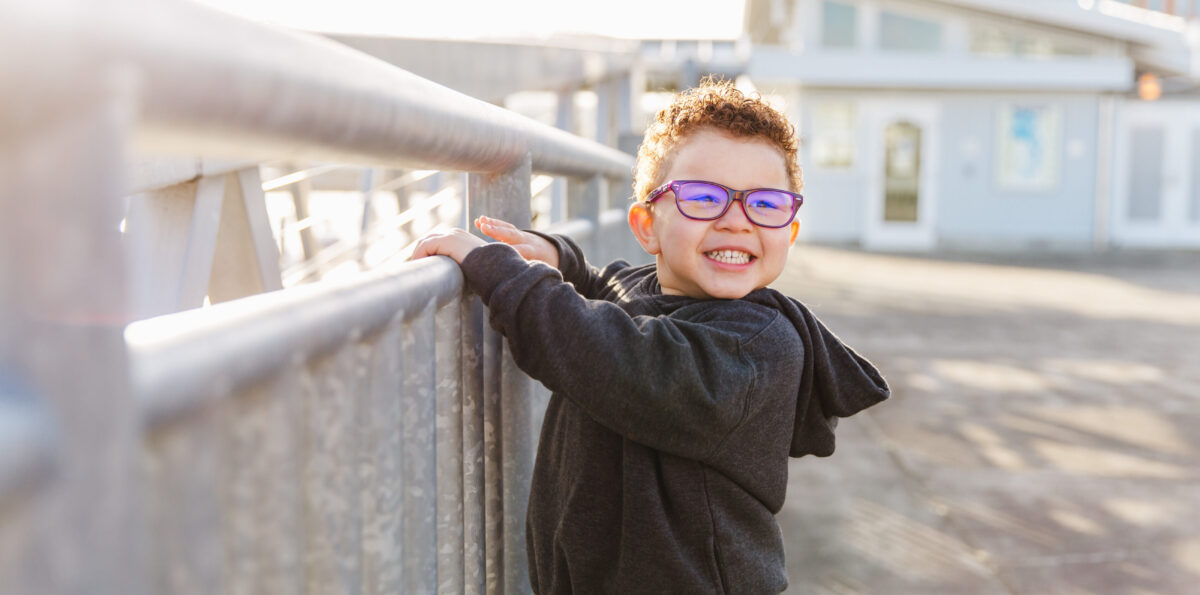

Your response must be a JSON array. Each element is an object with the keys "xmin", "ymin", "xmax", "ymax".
[{"xmin": 411, "ymin": 79, "xmax": 888, "ymax": 593}]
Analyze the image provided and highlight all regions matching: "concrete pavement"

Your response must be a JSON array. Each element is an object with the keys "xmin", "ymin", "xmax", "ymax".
[{"xmin": 773, "ymin": 246, "xmax": 1200, "ymax": 594}]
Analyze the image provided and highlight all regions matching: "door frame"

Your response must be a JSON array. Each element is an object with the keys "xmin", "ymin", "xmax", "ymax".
[
  {"xmin": 1111, "ymin": 100, "xmax": 1200, "ymax": 248},
  {"xmin": 861, "ymin": 100, "xmax": 940, "ymax": 251}
]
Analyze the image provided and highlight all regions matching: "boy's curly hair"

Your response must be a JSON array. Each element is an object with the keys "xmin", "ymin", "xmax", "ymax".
[{"xmin": 633, "ymin": 77, "xmax": 802, "ymax": 202}]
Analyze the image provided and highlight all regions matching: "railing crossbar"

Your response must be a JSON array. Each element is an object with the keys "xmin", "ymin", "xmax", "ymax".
[{"xmin": 127, "ymin": 257, "xmax": 463, "ymax": 428}]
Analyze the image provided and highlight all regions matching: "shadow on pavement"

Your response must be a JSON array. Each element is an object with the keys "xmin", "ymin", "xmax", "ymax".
[{"xmin": 774, "ymin": 246, "xmax": 1200, "ymax": 595}]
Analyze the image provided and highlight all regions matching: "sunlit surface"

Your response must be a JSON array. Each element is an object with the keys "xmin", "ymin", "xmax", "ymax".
[
  {"xmin": 778, "ymin": 246, "xmax": 1200, "ymax": 326},
  {"xmin": 193, "ymin": 0, "xmax": 745, "ymax": 39},
  {"xmin": 844, "ymin": 499, "xmax": 992, "ymax": 583},
  {"xmin": 1175, "ymin": 539, "xmax": 1200, "ymax": 576},
  {"xmin": 774, "ymin": 246, "xmax": 1200, "ymax": 593}
]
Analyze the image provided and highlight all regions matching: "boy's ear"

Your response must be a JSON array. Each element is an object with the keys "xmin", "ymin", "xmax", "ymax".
[
  {"xmin": 628, "ymin": 203, "xmax": 661, "ymax": 255},
  {"xmin": 788, "ymin": 220, "xmax": 799, "ymax": 245}
]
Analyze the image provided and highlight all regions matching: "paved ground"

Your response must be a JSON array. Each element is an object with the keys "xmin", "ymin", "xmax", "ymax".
[{"xmin": 772, "ymin": 246, "xmax": 1200, "ymax": 595}]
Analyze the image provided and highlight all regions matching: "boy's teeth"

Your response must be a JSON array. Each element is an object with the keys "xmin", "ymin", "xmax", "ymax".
[{"xmin": 706, "ymin": 250, "xmax": 751, "ymax": 264}]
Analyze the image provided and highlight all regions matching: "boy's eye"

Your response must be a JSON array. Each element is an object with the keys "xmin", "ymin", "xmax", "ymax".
[
  {"xmin": 748, "ymin": 199, "xmax": 785, "ymax": 211},
  {"xmin": 747, "ymin": 191, "xmax": 791, "ymax": 211},
  {"xmin": 683, "ymin": 194, "xmax": 723, "ymax": 206}
]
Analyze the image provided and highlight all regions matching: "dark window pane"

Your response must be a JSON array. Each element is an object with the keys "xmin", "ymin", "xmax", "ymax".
[
  {"xmin": 880, "ymin": 11, "xmax": 942, "ymax": 52},
  {"xmin": 885, "ymin": 121, "xmax": 921, "ymax": 223},
  {"xmin": 822, "ymin": 1, "xmax": 857, "ymax": 48},
  {"xmin": 1128, "ymin": 127, "xmax": 1164, "ymax": 221}
]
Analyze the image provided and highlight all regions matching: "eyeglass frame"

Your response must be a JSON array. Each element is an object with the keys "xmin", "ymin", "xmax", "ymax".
[{"xmin": 644, "ymin": 179, "xmax": 804, "ymax": 229}]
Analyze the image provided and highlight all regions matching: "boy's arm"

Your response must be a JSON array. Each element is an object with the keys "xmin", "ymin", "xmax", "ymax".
[
  {"xmin": 524, "ymin": 231, "xmax": 620, "ymax": 300},
  {"xmin": 475, "ymin": 216, "xmax": 628, "ymax": 300},
  {"xmin": 461, "ymin": 242, "xmax": 764, "ymax": 460}
]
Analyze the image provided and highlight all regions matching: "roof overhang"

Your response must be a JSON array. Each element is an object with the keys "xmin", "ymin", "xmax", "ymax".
[
  {"xmin": 750, "ymin": 47, "xmax": 1133, "ymax": 92},
  {"xmin": 930, "ymin": 0, "xmax": 1195, "ymax": 77}
]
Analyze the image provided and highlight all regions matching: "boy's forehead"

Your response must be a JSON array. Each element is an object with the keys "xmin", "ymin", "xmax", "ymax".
[{"xmin": 665, "ymin": 129, "xmax": 790, "ymax": 189}]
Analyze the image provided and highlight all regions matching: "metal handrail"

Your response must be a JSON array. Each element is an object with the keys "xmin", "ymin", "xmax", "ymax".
[
  {"xmin": 2, "ymin": 2, "xmax": 640, "ymax": 593},
  {"xmin": 126, "ymin": 256, "xmax": 463, "ymax": 428},
  {"xmin": 3, "ymin": 0, "xmax": 634, "ymax": 179}
]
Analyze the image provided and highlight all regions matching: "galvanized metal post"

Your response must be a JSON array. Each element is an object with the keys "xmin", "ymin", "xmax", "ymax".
[
  {"xmin": 467, "ymin": 154, "xmax": 535, "ymax": 595},
  {"xmin": 617, "ymin": 71, "xmax": 645, "ymax": 156},
  {"xmin": 594, "ymin": 79, "xmax": 614, "ymax": 148},
  {"xmin": 615, "ymin": 75, "xmax": 632, "ymax": 142},
  {"xmin": 398, "ymin": 305, "xmax": 439, "ymax": 593},
  {"xmin": 0, "ymin": 68, "xmax": 143, "ymax": 594},
  {"xmin": 434, "ymin": 297, "xmax": 465, "ymax": 595},
  {"xmin": 568, "ymin": 175, "xmax": 607, "ymax": 262},
  {"xmin": 551, "ymin": 89, "xmax": 577, "ymax": 225},
  {"xmin": 459, "ymin": 293, "xmax": 487, "ymax": 595}
]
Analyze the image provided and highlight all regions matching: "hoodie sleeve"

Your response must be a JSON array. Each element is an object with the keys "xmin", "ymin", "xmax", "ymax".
[
  {"xmin": 527, "ymin": 231, "xmax": 631, "ymax": 300},
  {"xmin": 460, "ymin": 242, "xmax": 771, "ymax": 461},
  {"xmin": 781, "ymin": 296, "xmax": 890, "ymax": 458}
]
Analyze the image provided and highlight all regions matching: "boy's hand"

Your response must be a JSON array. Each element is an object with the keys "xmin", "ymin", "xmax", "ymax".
[
  {"xmin": 409, "ymin": 228, "xmax": 486, "ymax": 264},
  {"xmin": 475, "ymin": 216, "xmax": 559, "ymax": 269}
]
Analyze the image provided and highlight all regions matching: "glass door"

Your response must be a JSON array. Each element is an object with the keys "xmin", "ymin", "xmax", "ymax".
[
  {"xmin": 863, "ymin": 102, "xmax": 938, "ymax": 250},
  {"xmin": 1113, "ymin": 102, "xmax": 1200, "ymax": 248},
  {"xmin": 884, "ymin": 121, "xmax": 922, "ymax": 223}
]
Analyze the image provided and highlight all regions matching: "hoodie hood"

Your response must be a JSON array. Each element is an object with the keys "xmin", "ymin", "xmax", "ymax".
[{"xmin": 745, "ymin": 289, "xmax": 890, "ymax": 457}]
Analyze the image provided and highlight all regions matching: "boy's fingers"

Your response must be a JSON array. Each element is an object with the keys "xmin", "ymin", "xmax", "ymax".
[
  {"xmin": 480, "ymin": 222, "xmax": 524, "ymax": 243},
  {"xmin": 478, "ymin": 215, "xmax": 515, "ymax": 229},
  {"xmin": 477, "ymin": 217, "xmax": 522, "ymax": 237},
  {"xmin": 410, "ymin": 237, "xmax": 439, "ymax": 260},
  {"xmin": 410, "ymin": 233, "xmax": 449, "ymax": 260}
]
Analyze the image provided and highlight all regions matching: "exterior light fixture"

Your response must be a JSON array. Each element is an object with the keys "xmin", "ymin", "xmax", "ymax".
[{"xmin": 1137, "ymin": 73, "xmax": 1162, "ymax": 101}]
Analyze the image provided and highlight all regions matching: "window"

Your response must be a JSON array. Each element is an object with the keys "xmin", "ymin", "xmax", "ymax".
[
  {"xmin": 811, "ymin": 103, "xmax": 857, "ymax": 168},
  {"xmin": 970, "ymin": 24, "xmax": 1094, "ymax": 58},
  {"xmin": 995, "ymin": 105, "xmax": 1062, "ymax": 191},
  {"xmin": 822, "ymin": 1, "xmax": 857, "ymax": 48},
  {"xmin": 884, "ymin": 121, "xmax": 922, "ymax": 222},
  {"xmin": 879, "ymin": 10, "xmax": 942, "ymax": 52},
  {"xmin": 1127, "ymin": 127, "xmax": 1164, "ymax": 221}
]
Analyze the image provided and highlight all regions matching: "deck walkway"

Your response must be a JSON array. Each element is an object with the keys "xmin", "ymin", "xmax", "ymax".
[{"xmin": 774, "ymin": 246, "xmax": 1200, "ymax": 594}]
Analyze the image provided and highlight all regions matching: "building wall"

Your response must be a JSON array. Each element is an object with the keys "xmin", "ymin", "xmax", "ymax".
[
  {"xmin": 747, "ymin": 0, "xmax": 1199, "ymax": 250},
  {"xmin": 789, "ymin": 88, "xmax": 866, "ymax": 244},
  {"xmin": 936, "ymin": 93, "xmax": 1100, "ymax": 249},
  {"xmin": 786, "ymin": 88, "xmax": 1103, "ymax": 249}
]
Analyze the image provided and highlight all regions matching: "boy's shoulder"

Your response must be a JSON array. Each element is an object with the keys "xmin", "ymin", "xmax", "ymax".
[{"xmin": 670, "ymin": 292, "xmax": 802, "ymax": 349}]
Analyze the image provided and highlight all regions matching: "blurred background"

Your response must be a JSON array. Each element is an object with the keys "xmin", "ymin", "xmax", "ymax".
[
  {"xmin": 199, "ymin": 0, "xmax": 1200, "ymax": 262},
  {"xmin": 2, "ymin": 1, "xmax": 1198, "ymax": 594}
]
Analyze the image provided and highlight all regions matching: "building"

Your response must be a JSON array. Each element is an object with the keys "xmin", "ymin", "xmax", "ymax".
[{"xmin": 744, "ymin": 0, "xmax": 1200, "ymax": 251}]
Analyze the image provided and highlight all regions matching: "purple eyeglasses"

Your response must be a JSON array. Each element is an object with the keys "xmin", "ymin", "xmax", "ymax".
[{"xmin": 646, "ymin": 180, "xmax": 803, "ymax": 228}]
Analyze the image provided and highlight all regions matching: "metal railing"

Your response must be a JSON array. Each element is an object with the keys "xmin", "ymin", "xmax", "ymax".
[{"xmin": 0, "ymin": 1, "xmax": 640, "ymax": 593}]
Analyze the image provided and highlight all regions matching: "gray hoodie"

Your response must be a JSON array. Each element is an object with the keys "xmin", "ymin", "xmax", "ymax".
[{"xmin": 459, "ymin": 235, "xmax": 889, "ymax": 594}]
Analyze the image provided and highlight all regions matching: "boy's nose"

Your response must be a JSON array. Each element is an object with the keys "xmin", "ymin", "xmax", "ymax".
[{"xmin": 715, "ymin": 199, "xmax": 755, "ymax": 231}]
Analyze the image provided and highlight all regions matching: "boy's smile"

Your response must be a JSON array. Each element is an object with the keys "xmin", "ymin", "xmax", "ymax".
[{"xmin": 629, "ymin": 127, "xmax": 799, "ymax": 300}]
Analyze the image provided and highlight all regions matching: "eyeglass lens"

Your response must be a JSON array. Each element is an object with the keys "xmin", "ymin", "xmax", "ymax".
[{"xmin": 674, "ymin": 182, "xmax": 794, "ymax": 227}]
